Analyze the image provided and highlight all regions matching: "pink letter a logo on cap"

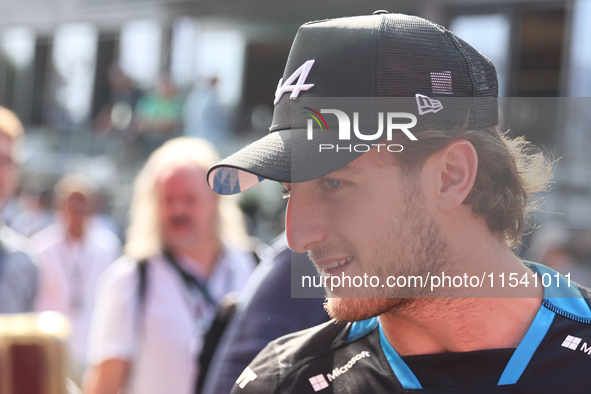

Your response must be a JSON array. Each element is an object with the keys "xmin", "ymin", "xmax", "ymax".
[{"xmin": 274, "ymin": 60, "xmax": 315, "ymax": 105}]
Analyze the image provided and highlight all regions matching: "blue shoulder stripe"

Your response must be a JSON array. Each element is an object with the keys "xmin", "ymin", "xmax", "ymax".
[
  {"xmin": 378, "ymin": 324, "xmax": 422, "ymax": 389},
  {"xmin": 497, "ymin": 304, "xmax": 555, "ymax": 385}
]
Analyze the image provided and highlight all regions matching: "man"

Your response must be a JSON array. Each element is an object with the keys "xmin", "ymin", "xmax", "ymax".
[
  {"xmin": 33, "ymin": 173, "xmax": 121, "ymax": 381},
  {"xmin": 0, "ymin": 106, "xmax": 38, "ymax": 313},
  {"xmin": 207, "ymin": 12, "xmax": 591, "ymax": 393},
  {"xmin": 201, "ymin": 234, "xmax": 328, "ymax": 394},
  {"xmin": 84, "ymin": 137, "xmax": 256, "ymax": 394}
]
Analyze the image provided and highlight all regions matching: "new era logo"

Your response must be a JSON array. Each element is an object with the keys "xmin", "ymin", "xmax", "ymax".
[
  {"xmin": 236, "ymin": 367, "xmax": 257, "ymax": 389},
  {"xmin": 415, "ymin": 93, "xmax": 443, "ymax": 115},
  {"xmin": 562, "ymin": 335, "xmax": 582, "ymax": 351},
  {"xmin": 309, "ymin": 374, "xmax": 329, "ymax": 392}
]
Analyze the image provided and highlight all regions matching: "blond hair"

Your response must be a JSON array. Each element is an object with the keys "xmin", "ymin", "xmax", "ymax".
[
  {"xmin": 392, "ymin": 124, "xmax": 552, "ymax": 247},
  {"xmin": 125, "ymin": 137, "xmax": 248, "ymax": 260}
]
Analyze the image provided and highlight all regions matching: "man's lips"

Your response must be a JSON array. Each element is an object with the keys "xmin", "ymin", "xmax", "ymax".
[
  {"xmin": 314, "ymin": 256, "xmax": 354, "ymax": 275},
  {"xmin": 168, "ymin": 217, "xmax": 192, "ymax": 230}
]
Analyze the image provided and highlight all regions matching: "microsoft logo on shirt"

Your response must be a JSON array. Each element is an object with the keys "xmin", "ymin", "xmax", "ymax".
[
  {"xmin": 562, "ymin": 335, "xmax": 582, "ymax": 350},
  {"xmin": 308, "ymin": 374, "xmax": 329, "ymax": 392},
  {"xmin": 308, "ymin": 350, "xmax": 371, "ymax": 391},
  {"xmin": 561, "ymin": 335, "xmax": 591, "ymax": 355}
]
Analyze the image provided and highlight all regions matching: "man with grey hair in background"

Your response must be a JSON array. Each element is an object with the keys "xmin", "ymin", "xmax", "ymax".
[
  {"xmin": 0, "ymin": 106, "xmax": 38, "ymax": 313},
  {"xmin": 84, "ymin": 137, "xmax": 256, "ymax": 394}
]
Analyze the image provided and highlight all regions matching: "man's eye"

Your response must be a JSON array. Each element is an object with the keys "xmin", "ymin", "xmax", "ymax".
[
  {"xmin": 325, "ymin": 179, "xmax": 341, "ymax": 189},
  {"xmin": 281, "ymin": 188, "xmax": 291, "ymax": 199}
]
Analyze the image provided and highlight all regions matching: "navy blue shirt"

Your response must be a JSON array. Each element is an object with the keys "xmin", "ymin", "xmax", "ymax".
[
  {"xmin": 203, "ymin": 238, "xmax": 328, "ymax": 394},
  {"xmin": 232, "ymin": 263, "xmax": 591, "ymax": 393}
]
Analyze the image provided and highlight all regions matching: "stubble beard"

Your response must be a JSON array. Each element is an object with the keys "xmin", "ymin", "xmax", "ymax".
[{"xmin": 324, "ymin": 175, "xmax": 453, "ymax": 323}]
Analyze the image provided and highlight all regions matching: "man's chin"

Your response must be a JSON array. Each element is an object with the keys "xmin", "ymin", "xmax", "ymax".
[
  {"xmin": 324, "ymin": 297, "xmax": 414, "ymax": 322},
  {"xmin": 164, "ymin": 234, "xmax": 197, "ymax": 252}
]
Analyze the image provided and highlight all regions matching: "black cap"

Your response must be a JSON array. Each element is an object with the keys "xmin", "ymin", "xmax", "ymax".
[{"xmin": 208, "ymin": 13, "xmax": 498, "ymax": 195}]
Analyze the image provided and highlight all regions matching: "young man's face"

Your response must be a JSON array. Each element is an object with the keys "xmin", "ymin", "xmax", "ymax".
[
  {"xmin": 157, "ymin": 164, "xmax": 219, "ymax": 251},
  {"xmin": 285, "ymin": 147, "xmax": 452, "ymax": 321}
]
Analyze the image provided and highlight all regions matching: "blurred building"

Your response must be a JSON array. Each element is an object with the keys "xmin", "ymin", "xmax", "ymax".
[{"xmin": 0, "ymin": 0, "xmax": 589, "ymax": 241}]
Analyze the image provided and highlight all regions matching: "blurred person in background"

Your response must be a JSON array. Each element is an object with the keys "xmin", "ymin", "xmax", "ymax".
[
  {"xmin": 94, "ymin": 64, "xmax": 142, "ymax": 139},
  {"xmin": 10, "ymin": 187, "xmax": 54, "ymax": 237},
  {"xmin": 201, "ymin": 233, "xmax": 329, "ymax": 394},
  {"xmin": 183, "ymin": 77, "xmax": 230, "ymax": 146},
  {"xmin": 135, "ymin": 76, "xmax": 184, "ymax": 135},
  {"xmin": 0, "ymin": 106, "xmax": 39, "ymax": 313},
  {"xmin": 134, "ymin": 76, "xmax": 184, "ymax": 158},
  {"xmin": 33, "ymin": 173, "xmax": 122, "ymax": 383},
  {"xmin": 84, "ymin": 137, "xmax": 256, "ymax": 394}
]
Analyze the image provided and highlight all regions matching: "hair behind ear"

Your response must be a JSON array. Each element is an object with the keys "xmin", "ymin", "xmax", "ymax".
[{"xmin": 390, "ymin": 124, "xmax": 552, "ymax": 247}]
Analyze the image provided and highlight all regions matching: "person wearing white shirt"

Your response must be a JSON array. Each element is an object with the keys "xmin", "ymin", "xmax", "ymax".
[
  {"xmin": 33, "ymin": 174, "xmax": 121, "ymax": 382},
  {"xmin": 84, "ymin": 138, "xmax": 256, "ymax": 394}
]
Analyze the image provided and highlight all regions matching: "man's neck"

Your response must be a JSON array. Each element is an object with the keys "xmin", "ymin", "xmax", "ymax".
[
  {"xmin": 170, "ymin": 238, "xmax": 222, "ymax": 277},
  {"xmin": 66, "ymin": 228, "xmax": 85, "ymax": 243},
  {"xmin": 379, "ymin": 296, "xmax": 542, "ymax": 357},
  {"xmin": 379, "ymin": 218, "xmax": 544, "ymax": 357}
]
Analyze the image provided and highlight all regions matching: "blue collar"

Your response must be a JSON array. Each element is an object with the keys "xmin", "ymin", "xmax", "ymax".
[
  {"xmin": 526, "ymin": 261, "xmax": 591, "ymax": 321},
  {"xmin": 348, "ymin": 262, "xmax": 591, "ymax": 389}
]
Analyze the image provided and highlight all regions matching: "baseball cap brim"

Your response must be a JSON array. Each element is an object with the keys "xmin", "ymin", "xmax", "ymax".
[{"xmin": 207, "ymin": 128, "xmax": 366, "ymax": 195}]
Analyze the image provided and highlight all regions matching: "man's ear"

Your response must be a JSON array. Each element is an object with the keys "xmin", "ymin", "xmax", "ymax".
[{"xmin": 436, "ymin": 139, "xmax": 478, "ymax": 211}]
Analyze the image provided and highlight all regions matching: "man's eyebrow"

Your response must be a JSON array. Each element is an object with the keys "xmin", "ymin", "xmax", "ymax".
[{"xmin": 330, "ymin": 164, "xmax": 364, "ymax": 175}]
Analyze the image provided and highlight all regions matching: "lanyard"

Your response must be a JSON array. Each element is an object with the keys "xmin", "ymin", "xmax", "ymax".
[{"xmin": 162, "ymin": 250, "xmax": 217, "ymax": 308}]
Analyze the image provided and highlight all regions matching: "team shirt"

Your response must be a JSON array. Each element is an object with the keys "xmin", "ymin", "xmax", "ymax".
[{"xmin": 232, "ymin": 263, "xmax": 591, "ymax": 393}]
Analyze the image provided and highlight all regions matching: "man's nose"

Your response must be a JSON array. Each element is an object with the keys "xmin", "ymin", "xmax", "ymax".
[
  {"xmin": 168, "ymin": 199, "xmax": 188, "ymax": 215},
  {"xmin": 285, "ymin": 186, "xmax": 327, "ymax": 253}
]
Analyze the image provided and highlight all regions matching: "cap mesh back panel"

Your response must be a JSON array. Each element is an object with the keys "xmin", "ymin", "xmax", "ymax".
[
  {"xmin": 454, "ymin": 37, "xmax": 499, "ymax": 128},
  {"xmin": 376, "ymin": 14, "xmax": 498, "ymax": 129}
]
